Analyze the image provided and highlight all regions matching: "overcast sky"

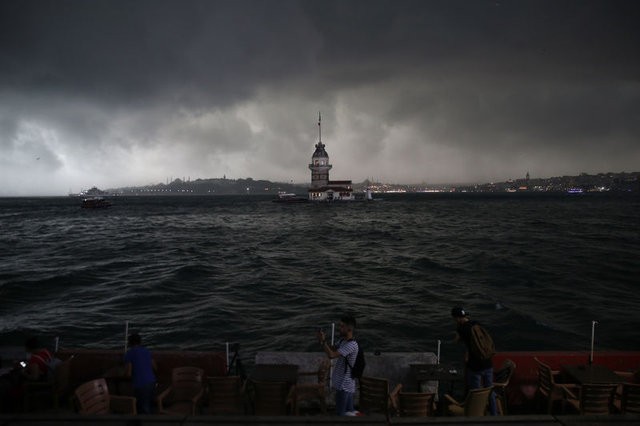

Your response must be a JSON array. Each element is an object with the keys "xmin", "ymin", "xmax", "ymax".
[{"xmin": 1, "ymin": 0, "xmax": 639, "ymax": 195}]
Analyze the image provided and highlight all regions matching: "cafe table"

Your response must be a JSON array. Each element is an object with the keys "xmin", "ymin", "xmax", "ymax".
[
  {"xmin": 410, "ymin": 363, "xmax": 464, "ymax": 394},
  {"xmin": 561, "ymin": 364, "xmax": 625, "ymax": 385},
  {"xmin": 250, "ymin": 363, "xmax": 299, "ymax": 386}
]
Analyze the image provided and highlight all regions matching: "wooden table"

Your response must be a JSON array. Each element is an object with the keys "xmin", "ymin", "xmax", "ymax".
[
  {"xmin": 250, "ymin": 364, "xmax": 299, "ymax": 386},
  {"xmin": 561, "ymin": 364, "xmax": 625, "ymax": 385}
]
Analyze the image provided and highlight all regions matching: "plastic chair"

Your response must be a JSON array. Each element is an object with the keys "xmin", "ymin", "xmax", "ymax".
[
  {"xmin": 359, "ymin": 376, "xmax": 402, "ymax": 419},
  {"xmin": 493, "ymin": 358, "xmax": 516, "ymax": 415},
  {"xmin": 390, "ymin": 383, "xmax": 435, "ymax": 417},
  {"xmin": 293, "ymin": 358, "xmax": 330, "ymax": 415},
  {"xmin": 534, "ymin": 357, "xmax": 577, "ymax": 414},
  {"xmin": 445, "ymin": 387, "xmax": 493, "ymax": 416},
  {"xmin": 563, "ymin": 383, "xmax": 617, "ymax": 415},
  {"xmin": 74, "ymin": 378, "xmax": 137, "ymax": 415},
  {"xmin": 207, "ymin": 375, "xmax": 246, "ymax": 415},
  {"xmin": 251, "ymin": 380, "xmax": 294, "ymax": 415},
  {"xmin": 157, "ymin": 366, "xmax": 204, "ymax": 415}
]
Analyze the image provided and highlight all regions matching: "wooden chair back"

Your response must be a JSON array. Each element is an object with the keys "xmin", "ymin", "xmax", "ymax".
[
  {"xmin": 396, "ymin": 392, "xmax": 435, "ymax": 417},
  {"xmin": 252, "ymin": 380, "xmax": 291, "ymax": 415},
  {"xmin": 621, "ymin": 383, "xmax": 640, "ymax": 414},
  {"xmin": 359, "ymin": 376, "xmax": 392, "ymax": 417},
  {"xmin": 208, "ymin": 375, "xmax": 245, "ymax": 415},
  {"xmin": 74, "ymin": 378, "xmax": 111, "ymax": 415}
]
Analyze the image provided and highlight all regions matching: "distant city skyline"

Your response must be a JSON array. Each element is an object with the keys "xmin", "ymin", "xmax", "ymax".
[
  {"xmin": 103, "ymin": 170, "xmax": 639, "ymax": 196},
  {"xmin": 2, "ymin": 0, "xmax": 639, "ymax": 196}
]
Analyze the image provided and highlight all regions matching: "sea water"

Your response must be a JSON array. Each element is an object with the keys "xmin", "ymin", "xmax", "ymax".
[{"xmin": 1, "ymin": 193, "xmax": 639, "ymax": 365}]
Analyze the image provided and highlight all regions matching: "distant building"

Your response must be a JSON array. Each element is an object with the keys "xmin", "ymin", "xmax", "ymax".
[{"xmin": 308, "ymin": 113, "xmax": 355, "ymax": 201}]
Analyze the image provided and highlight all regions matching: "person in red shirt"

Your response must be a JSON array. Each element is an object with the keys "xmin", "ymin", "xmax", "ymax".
[{"xmin": 23, "ymin": 337, "xmax": 52, "ymax": 381}]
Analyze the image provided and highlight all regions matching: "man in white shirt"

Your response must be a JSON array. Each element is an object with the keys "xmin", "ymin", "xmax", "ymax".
[{"xmin": 318, "ymin": 314, "xmax": 359, "ymax": 416}]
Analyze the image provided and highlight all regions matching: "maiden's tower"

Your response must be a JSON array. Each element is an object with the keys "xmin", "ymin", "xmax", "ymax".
[{"xmin": 308, "ymin": 114, "xmax": 355, "ymax": 201}]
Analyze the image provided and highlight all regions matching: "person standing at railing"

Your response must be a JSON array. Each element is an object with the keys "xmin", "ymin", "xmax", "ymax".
[
  {"xmin": 318, "ymin": 314, "xmax": 360, "ymax": 416},
  {"xmin": 124, "ymin": 333, "xmax": 157, "ymax": 414},
  {"xmin": 451, "ymin": 306, "xmax": 497, "ymax": 415}
]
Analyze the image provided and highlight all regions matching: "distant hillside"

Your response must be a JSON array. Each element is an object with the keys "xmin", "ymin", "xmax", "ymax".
[
  {"xmin": 106, "ymin": 171, "xmax": 640, "ymax": 196},
  {"xmin": 108, "ymin": 177, "xmax": 308, "ymax": 196}
]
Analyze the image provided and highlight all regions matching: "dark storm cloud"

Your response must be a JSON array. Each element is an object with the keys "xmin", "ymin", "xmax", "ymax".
[
  {"xmin": 1, "ymin": 0, "xmax": 639, "ymax": 194},
  {"xmin": 0, "ymin": 0, "xmax": 320, "ymax": 106}
]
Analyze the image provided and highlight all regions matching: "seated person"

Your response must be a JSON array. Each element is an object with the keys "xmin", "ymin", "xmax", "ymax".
[
  {"xmin": 23, "ymin": 337, "xmax": 53, "ymax": 381},
  {"xmin": 0, "ymin": 337, "xmax": 52, "ymax": 412}
]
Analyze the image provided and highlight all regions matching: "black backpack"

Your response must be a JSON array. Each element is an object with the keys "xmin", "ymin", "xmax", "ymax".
[{"xmin": 344, "ymin": 339, "xmax": 366, "ymax": 379}]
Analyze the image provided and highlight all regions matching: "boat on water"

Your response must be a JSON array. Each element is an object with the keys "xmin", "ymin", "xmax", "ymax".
[
  {"xmin": 81, "ymin": 197, "xmax": 112, "ymax": 208},
  {"xmin": 70, "ymin": 186, "xmax": 111, "ymax": 197},
  {"xmin": 272, "ymin": 192, "xmax": 309, "ymax": 203}
]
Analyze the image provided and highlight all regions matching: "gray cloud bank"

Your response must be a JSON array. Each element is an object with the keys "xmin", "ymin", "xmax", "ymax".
[{"xmin": 1, "ymin": 0, "xmax": 639, "ymax": 195}]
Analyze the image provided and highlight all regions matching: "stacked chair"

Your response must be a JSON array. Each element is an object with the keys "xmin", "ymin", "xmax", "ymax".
[
  {"xmin": 534, "ymin": 357, "xmax": 578, "ymax": 414},
  {"xmin": 618, "ymin": 383, "xmax": 640, "ymax": 414},
  {"xmin": 563, "ymin": 383, "xmax": 617, "ymax": 415},
  {"xmin": 157, "ymin": 366, "xmax": 205, "ymax": 415}
]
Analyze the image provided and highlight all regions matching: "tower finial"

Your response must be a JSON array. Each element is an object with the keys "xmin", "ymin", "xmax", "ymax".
[{"xmin": 318, "ymin": 111, "xmax": 322, "ymax": 143}]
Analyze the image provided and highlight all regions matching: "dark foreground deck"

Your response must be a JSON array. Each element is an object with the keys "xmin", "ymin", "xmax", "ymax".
[{"xmin": 1, "ymin": 414, "xmax": 639, "ymax": 426}]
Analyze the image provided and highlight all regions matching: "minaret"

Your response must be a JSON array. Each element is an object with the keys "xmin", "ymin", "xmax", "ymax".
[{"xmin": 308, "ymin": 112, "xmax": 332, "ymax": 189}]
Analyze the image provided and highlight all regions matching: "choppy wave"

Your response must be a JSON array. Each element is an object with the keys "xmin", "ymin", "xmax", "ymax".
[{"xmin": 1, "ymin": 193, "xmax": 639, "ymax": 363}]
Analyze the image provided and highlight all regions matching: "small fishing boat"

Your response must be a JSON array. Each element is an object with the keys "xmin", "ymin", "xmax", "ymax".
[
  {"xmin": 272, "ymin": 192, "xmax": 308, "ymax": 203},
  {"xmin": 81, "ymin": 197, "xmax": 112, "ymax": 208}
]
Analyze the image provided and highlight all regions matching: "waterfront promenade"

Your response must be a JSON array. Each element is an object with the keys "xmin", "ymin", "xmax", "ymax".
[{"xmin": 1, "ymin": 413, "xmax": 640, "ymax": 426}]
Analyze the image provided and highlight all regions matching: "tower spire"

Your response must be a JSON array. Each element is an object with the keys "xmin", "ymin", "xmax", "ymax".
[{"xmin": 318, "ymin": 111, "xmax": 322, "ymax": 143}]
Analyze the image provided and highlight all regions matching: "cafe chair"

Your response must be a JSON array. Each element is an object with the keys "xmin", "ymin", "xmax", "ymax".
[
  {"xmin": 390, "ymin": 384, "xmax": 435, "ymax": 417},
  {"xmin": 207, "ymin": 375, "xmax": 246, "ymax": 415},
  {"xmin": 563, "ymin": 383, "xmax": 617, "ymax": 415},
  {"xmin": 444, "ymin": 386, "xmax": 493, "ymax": 416},
  {"xmin": 157, "ymin": 366, "xmax": 205, "ymax": 415},
  {"xmin": 74, "ymin": 378, "xmax": 137, "ymax": 415},
  {"xmin": 534, "ymin": 357, "xmax": 577, "ymax": 414},
  {"xmin": 493, "ymin": 358, "xmax": 516, "ymax": 415},
  {"xmin": 250, "ymin": 380, "xmax": 295, "ymax": 415},
  {"xmin": 618, "ymin": 383, "xmax": 640, "ymax": 414},
  {"xmin": 359, "ymin": 376, "xmax": 402, "ymax": 419},
  {"xmin": 23, "ymin": 355, "xmax": 73, "ymax": 412},
  {"xmin": 293, "ymin": 358, "xmax": 330, "ymax": 415}
]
